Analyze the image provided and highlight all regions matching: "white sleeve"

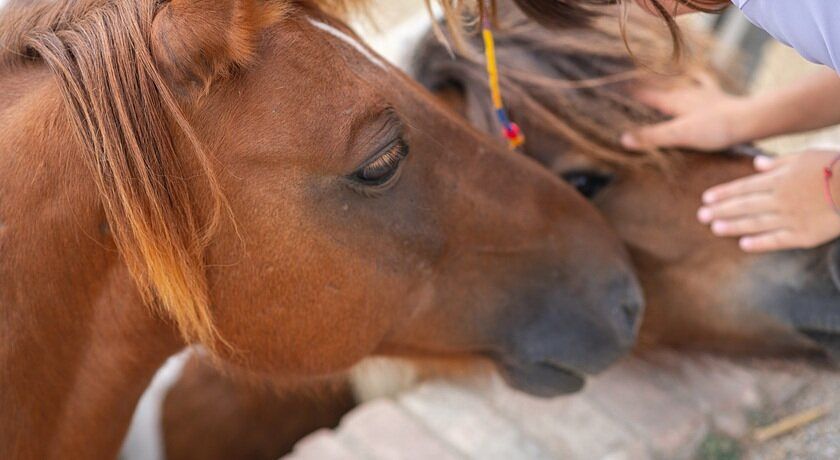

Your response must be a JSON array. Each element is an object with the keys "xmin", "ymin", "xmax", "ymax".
[{"xmin": 731, "ymin": 0, "xmax": 840, "ymax": 73}]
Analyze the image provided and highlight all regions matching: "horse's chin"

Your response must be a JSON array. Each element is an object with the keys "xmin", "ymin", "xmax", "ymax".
[
  {"xmin": 496, "ymin": 360, "xmax": 585, "ymax": 398},
  {"xmin": 742, "ymin": 242, "xmax": 840, "ymax": 361}
]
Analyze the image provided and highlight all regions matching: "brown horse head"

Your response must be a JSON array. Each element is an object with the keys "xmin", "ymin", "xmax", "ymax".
[
  {"xmin": 157, "ymin": 2, "xmax": 643, "ymax": 391},
  {"xmin": 1, "ymin": 1, "xmax": 644, "ymax": 456},
  {"xmin": 412, "ymin": 5, "xmax": 840, "ymax": 360}
]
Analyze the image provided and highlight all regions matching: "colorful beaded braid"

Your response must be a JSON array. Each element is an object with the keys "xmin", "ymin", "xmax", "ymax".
[{"xmin": 480, "ymin": 1, "xmax": 525, "ymax": 149}]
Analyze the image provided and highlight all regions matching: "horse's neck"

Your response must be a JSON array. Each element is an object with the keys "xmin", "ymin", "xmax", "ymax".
[{"xmin": 0, "ymin": 69, "xmax": 182, "ymax": 459}]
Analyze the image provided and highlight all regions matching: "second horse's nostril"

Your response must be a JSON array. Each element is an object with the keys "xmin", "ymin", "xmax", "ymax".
[{"xmin": 621, "ymin": 302, "xmax": 641, "ymax": 329}]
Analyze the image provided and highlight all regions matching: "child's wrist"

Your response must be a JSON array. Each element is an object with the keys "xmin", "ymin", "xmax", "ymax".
[
  {"xmin": 740, "ymin": 90, "xmax": 812, "ymax": 142},
  {"xmin": 724, "ymin": 96, "xmax": 764, "ymax": 145}
]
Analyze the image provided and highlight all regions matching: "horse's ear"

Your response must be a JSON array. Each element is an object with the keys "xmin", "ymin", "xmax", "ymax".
[{"xmin": 151, "ymin": 0, "xmax": 286, "ymax": 93}]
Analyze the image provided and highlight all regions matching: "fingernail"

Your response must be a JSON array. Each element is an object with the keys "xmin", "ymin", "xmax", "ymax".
[
  {"xmin": 739, "ymin": 238, "xmax": 753, "ymax": 251},
  {"xmin": 702, "ymin": 191, "xmax": 716, "ymax": 204},
  {"xmin": 697, "ymin": 207, "xmax": 713, "ymax": 223},
  {"xmin": 621, "ymin": 133, "xmax": 638, "ymax": 149},
  {"xmin": 711, "ymin": 221, "xmax": 727, "ymax": 235},
  {"xmin": 754, "ymin": 155, "xmax": 773, "ymax": 169}
]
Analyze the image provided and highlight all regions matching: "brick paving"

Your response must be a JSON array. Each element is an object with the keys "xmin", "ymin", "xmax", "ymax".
[{"xmin": 285, "ymin": 351, "xmax": 830, "ymax": 460}]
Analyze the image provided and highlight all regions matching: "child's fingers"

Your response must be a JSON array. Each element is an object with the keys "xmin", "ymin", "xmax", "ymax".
[
  {"xmin": 632, "ymin": 87, "xmax": 678, "ymax": 115},
  {"xmin": 702, "ymin": 172, "xmax": 778, "ymax": 204},
  {"xmin": 753, "ymin": 155, "xmax": 785, "ymax": 172},
  {"xmin": 702, "ymin": 174, "xmax": 777, "ymax": 204},
  {"xmin": 621, "ymin": 119, "xmax": 692, "ymax": 150},
  {"xmin": 697, "ymin": 193, "xmax": 775, "ymax": 222},
  {"xmin": 692, "ymin": 71, "xmax": 718, "ymax": 89},
  {"xmin": 709, "ymin": 214, "xmax": 783, "ymax": 237},
  {"xmin": 739, "ymin": 230, "xmax": 797, "ymax": 252}
]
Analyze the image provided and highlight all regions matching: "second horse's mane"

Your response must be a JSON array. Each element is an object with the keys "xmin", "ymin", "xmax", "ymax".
[{"xmin": 412, "ymin": 4, "xmax": 728, "ymax": 169}]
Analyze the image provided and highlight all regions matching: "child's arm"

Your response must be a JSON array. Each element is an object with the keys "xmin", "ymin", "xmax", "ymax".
[
  {"xmin": 621, "ymin": 69, "xmax": 840, "ymax": 151},
  {"xmin": 739, "ymin": 69, "xmax": 840, "ymax": 143}
]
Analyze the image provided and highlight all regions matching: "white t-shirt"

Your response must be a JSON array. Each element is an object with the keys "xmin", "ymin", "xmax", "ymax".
[{"xmin": 732, "ymin": 0, "xmax": 840, "ymax": 72}]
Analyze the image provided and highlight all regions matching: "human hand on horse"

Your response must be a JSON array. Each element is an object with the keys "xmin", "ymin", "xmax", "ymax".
[
  {"xmin": 622, "ymin": 70, "xmax": 840, "ymax": 152},
  {"xmin": 621, "ymin": 71, "xmax": 840, "ymax": 252},
  {"xmin": 619, "ymin": 73, "xmax": 747, "ymax": 152},
  {"xmin": 696, "ymin": 150, "xmax": 840, "ymax": 252}
]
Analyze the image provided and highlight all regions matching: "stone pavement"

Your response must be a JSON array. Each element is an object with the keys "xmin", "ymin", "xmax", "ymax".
[{"xmin": 285, "ymin": 351, "xmax": 833, "ymax": 460}]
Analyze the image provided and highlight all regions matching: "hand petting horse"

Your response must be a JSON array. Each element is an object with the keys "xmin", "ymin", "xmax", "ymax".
[{"xmin": 0, "ymin": 0, "xmax": 643, "ymax": 458}]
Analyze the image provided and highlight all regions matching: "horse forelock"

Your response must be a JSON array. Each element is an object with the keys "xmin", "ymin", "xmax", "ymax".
[
  {"xmin": 413, "ymin": 6, "xmax": 716, "ymax": 171},
  {"xmin": 0, "ymin": 0, "xmax": 271, "ymax": 349}
]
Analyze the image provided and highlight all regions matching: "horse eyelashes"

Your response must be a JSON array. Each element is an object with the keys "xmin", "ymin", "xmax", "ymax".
[
  {"xmin": 356, "ymin": 140, "xmax": 409, "ymax": 185},
  {"xmin": 366, "ymin": 145, "xmax": 403, "ymax": 173}
]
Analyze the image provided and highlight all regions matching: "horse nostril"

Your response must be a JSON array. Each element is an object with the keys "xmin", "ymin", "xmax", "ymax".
[{"xmin": 621, "ymin": 301, "xmax": 642, "ymax": 330}]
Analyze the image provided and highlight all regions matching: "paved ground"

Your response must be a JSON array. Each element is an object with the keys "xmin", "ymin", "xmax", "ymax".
[
  {"xmin": 286, "ymin": 352, "xmax": 834, "ymax": 460},
  {"xmin": 747, "ymin": 371, "xmax": 840, "ymax": 460}
]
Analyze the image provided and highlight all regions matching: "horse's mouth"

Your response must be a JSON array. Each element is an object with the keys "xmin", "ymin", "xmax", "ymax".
[{"xmin": 496, "ymin": 360, "xmax": 585, "ymax": 398}]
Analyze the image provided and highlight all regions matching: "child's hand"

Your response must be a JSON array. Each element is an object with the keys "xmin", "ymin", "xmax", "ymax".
[
  {"xmin": 621, "ymin": 74, "xmax": 747, "ymax": 151},
  {"xmin": 698, "ymin": 150, "xmax": 840, "ymax": 252}
]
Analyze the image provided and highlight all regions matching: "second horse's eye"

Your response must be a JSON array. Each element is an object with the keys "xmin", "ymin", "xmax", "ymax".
[
  {"xmin": 561, "ymin": 170, "xmax": 613, "ymax": 199},
  {"xmin": 353, "ymin": 139, "xmax": 410, "ymax": 186}
]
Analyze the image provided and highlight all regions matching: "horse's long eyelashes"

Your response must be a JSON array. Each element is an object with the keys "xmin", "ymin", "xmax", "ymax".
[
  {"xmin": 361, "ymin": 143, "xmax": 406, "ymax": 178},
  {"xmin": 353, "ymin": 139, "xmax": 409, "ymax": 186}
]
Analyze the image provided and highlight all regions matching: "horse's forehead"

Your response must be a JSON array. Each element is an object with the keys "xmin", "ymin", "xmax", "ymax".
[{"xmin": 305, "ymin": 18, "xmax": 387, "ymax": 71}]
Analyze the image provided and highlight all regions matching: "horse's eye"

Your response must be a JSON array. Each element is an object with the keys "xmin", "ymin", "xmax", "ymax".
[
  {"xmin": 352, "ymin": 139, "xmax": 410, "ymax": 187},
  {"xmin": 561, "ymin": 170, "xmax": 613, "ymax": 199}
]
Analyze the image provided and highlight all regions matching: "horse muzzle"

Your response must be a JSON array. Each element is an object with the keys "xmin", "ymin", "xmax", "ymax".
[{"xmin": 488, "ymin": 273, "xmax": 644, "ymax": 397}]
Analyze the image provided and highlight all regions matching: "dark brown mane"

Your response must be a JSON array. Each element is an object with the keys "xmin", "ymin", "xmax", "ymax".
[{"xmin": 412, "ymin": 5, "xmax": 717, "ymax": 168}]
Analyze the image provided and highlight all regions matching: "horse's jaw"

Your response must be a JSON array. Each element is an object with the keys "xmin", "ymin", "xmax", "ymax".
[
  {"xmin": 802, "ymin": 240, "xmax": 840, "ymax": 360},
  {"xmin": 745, "ymin": 243, "xmax": 840, "ymax": 361}
]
